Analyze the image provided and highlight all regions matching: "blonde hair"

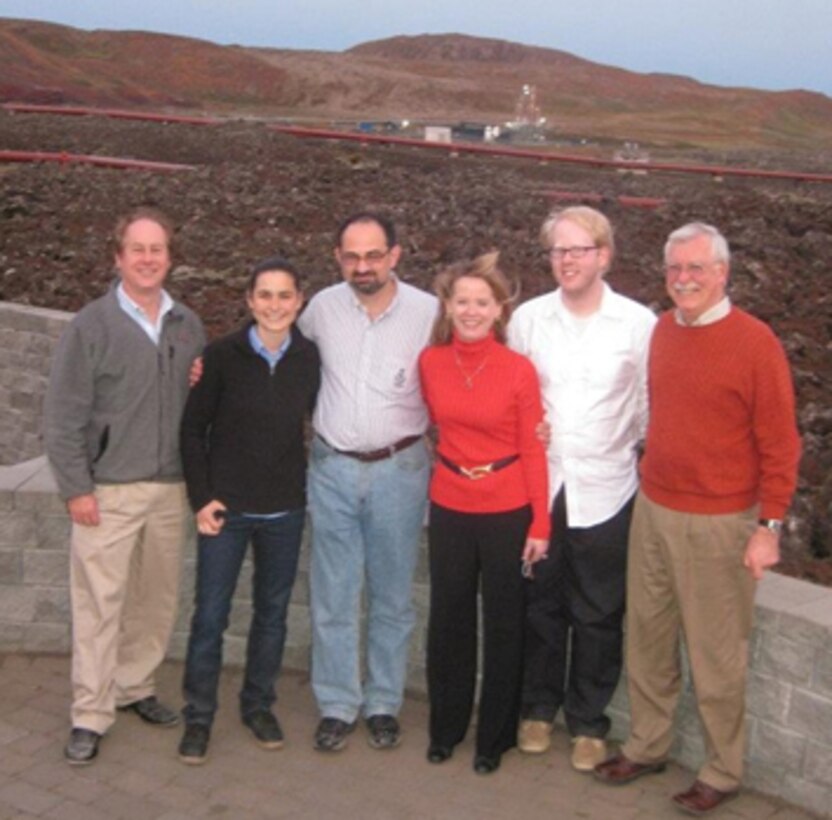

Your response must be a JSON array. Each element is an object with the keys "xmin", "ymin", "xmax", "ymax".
[
  {"xmin": 539, "ymin": 205, "xmax": 615, "ymax": 270},
  {"xmin": 429, "ymin": 251, "xmax": 514, "ymax": 345}
]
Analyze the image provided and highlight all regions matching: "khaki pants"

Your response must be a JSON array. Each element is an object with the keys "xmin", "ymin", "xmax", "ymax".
[
  {"xmin": 69, "ymin": 481, "xmax": 188, "ymax": 734},
  {"xmin": 622, "ymin": 492, "xmax": 756, "ymax": 791}
]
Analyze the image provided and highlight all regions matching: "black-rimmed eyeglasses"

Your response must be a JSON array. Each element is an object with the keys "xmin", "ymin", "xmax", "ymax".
[{"xmin": 548, "ymin": 246, "xmax": 598, "ymax": 260}]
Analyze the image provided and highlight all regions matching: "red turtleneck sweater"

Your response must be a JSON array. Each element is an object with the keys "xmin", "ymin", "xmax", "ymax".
[{"xmin": 418, "ymin": 333, "xmax": 550, "ymax": 540}]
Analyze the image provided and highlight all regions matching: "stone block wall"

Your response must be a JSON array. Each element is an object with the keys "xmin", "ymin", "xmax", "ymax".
[
  {"xmin": 1, "ymin": 301, "xmax": 831, "ymax": 817},
  {"xmin": 604, "ymin": 571, "xmax": 832, "ymax": 818},
  {"xmin": 1, "ymin": 457, "xmax": 831, "ymax": 816},
  {"xmin": 0, "ymin": 458, "xmax": 72, "ymax": 653},
  {"xmin": 0, "ymin": 302, "xmax": 72, "ymax": 466},
  {"xmin": 745, "ymin": 576, "xmax": 832, "ymax": 816},
  {"xmin": 0, "ymin": 455, "xmax": 431, "ymax": 692}
]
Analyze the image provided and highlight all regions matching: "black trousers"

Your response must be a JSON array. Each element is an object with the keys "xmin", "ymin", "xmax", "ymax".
[
  {"xmin": 521, "ymin": 488, "xmax": 634, "ymax": 737},
  {"xmin": 427, "ymin": 502, "xmax": 530, "ymax": 759}
]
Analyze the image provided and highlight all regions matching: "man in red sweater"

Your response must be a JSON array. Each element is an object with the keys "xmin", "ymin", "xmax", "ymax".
[{"xmin": 595, "ymin": 223, "xmax": 801, "ymax": 816}]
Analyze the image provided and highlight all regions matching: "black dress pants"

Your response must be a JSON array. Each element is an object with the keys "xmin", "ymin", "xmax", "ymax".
[
  {"xmin": 521, "ymin": 488, "xmax": 634, "ymax": 737},
  {"xmin": 427, "ymin": 502, "xmax": 530, "ymax": 759}
]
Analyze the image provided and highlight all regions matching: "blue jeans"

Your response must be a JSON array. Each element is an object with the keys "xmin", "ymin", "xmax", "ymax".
[
  {"xmin": 182, "ymin": 509, "xmax": 305, "ymax": 726},
  {"xmin": 308, "ymin": 436, "xmax": 429, "ymax": 722}
]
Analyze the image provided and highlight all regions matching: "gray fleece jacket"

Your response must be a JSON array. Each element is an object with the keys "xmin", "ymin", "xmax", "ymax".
[{"xmin": 44, "ymin": 284, "xmax": 205, "ymax": 501}]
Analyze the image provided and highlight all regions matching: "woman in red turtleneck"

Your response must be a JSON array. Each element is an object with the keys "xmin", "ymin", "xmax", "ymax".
[{"xmin": 418, "ymin": 251, "xmax": 549, "ymax": 775}]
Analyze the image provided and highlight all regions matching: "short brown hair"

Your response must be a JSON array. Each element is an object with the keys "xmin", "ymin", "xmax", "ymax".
[
  {"xmin": 429, "ymin": 251, "xmax": 515, "ymax": 345},
  {"xmin": 112, "ymin": 207, "xmax": 175, "ymax": 255}
]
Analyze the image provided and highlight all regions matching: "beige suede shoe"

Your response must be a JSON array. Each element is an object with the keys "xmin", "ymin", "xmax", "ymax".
[
  {"xmin": 517, "ymin": 719, "xmax": 553, "ymax": 754},
  {"xmin": 571, "ymin": 736, "xmax": 607, "ymax": 771}
]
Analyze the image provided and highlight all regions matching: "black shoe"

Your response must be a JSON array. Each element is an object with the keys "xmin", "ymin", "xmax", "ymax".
[
  {"xmin": 427, "ymin": 743, "xmax": 453, "ymax": 764},
  {"xmin": 366, "ymin": 714, "xmax": 401, "ymax": 750},
  {"xmin": 473, "ymin": 754, "xmax": 501, "ymax": 775},
  {"xmin": 243, "ymin": 710, "xmax": 284, "ymax": 750},
  {"xmin": 314, "ymin": 717, "xmax": 356, "ymax": 752},
  {"xmin": 178, "ymin": 724, "xmax": 210, "ymax": 765},
  {"xmin": 65, "ymin": 728, "xmax": 101, "ymax": 766},
  {"xmin": 118, "ymin": 696, "xmax": 180, "ymax": 727}
]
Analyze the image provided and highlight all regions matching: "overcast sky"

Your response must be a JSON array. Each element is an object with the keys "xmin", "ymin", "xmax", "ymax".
[{"xmin": 2, "ymin": 0, "xmax": 830, "ymax": 97}]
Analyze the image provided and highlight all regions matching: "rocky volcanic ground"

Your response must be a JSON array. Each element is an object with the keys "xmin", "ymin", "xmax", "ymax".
[{"xmin": 1, "ymin": 109, "xmax": 830, "ymax": 584}]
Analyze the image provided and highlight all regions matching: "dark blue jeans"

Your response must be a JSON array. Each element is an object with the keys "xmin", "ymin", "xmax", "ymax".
[{"xmin": 182, "ymin": 509, "xmax": 305, "ymax": 726}]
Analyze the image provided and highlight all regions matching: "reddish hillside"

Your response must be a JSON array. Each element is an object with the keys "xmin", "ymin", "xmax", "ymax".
[
  {"xmin": 2, "ymin": 19, "xmax": 832, "ymax": 151},
  {"xmin": 0, "ymin": 18, "xmax": 288, "ymax": 109}
]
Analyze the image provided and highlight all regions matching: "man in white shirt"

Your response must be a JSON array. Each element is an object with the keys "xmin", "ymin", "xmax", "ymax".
[
  {"xmin": 508, "ymin": 206, "xmax": 656, "ymax": 771},
  {"xmin": 298, "ymin": 212, "xmax": 437, "ymax": 753}
]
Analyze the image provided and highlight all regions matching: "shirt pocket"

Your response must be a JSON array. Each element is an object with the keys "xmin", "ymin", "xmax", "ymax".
[{"xmin": 367, "ymin": 353, "xmax": 419, "ymax": 398}]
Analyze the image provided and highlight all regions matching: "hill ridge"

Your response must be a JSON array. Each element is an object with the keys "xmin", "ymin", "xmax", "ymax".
[{"xmin": 1, "ymin": 18, "xmax": 831, "ymax": 150}]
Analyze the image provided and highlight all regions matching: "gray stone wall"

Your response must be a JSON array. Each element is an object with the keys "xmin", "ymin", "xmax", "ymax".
[
  {"xmin": 0, "ymin": 455, "xmax": 431, "ymax": 694},
  {"xmin": 0, "ymin": 302, "xmax": 72, "ymax": 466},
  {"xmin": 1, "ymin": 301, "xmax": 830, "ymax": 817},
  {"xmin": 1, "ymin": 457, "xmax": 830, "ymax": 817},
  {"xmin": 603, "ymin": 572, "xmax": 832, "ymax": 818}
]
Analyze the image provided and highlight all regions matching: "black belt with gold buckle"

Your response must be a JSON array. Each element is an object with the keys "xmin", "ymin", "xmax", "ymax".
[
  {"xmin": 322, "ymin": 434, "xmax": 422, "ymax": 463},
  {"xmin": 438, "ymin": 453, "xmax": 519, "ymax": 480}
]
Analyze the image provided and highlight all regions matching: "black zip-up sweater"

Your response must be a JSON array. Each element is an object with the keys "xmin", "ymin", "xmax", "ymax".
[{"xmin": 180, "ymin": 322, "xmax": 320, "ymax": 514}]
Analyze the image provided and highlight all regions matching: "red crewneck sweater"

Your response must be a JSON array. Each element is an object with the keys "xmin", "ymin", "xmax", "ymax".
[
  {"xmin": 640, "ymin": 308, "xmax": 800, "ymax": 519},
  {"xmin": 418, "ymin": 333, "xmax": 550, "ymax": 540}
]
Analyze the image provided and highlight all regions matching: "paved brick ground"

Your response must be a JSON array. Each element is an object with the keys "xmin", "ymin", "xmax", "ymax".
[{"xmin": 0, "ymin": 654, "xmax": 817, "ymax": 819}]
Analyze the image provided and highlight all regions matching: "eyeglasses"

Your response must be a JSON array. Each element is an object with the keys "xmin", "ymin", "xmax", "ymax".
[
  {"xmin": 339, "ymin": 250, "xmax": 390, "ymax": 268},
  {"xmin": 548, "ymin": 246, "xmax": 598, "ymax": 260}
]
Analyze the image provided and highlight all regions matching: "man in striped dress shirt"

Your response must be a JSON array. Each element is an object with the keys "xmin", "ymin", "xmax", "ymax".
[{"xmin": 298, "ymin": 212, "xmax": 437, "ymax": 753}]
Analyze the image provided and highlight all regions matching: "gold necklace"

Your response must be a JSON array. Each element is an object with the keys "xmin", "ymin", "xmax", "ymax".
[{"xmin": 453, "ymin": 348, "xmax": 488, "ymax": 390}]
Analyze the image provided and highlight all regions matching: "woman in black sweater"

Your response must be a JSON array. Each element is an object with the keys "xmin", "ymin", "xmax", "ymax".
[{"xmin": 178, "ymin": 257, "xmax": 320, "ymax": 763}]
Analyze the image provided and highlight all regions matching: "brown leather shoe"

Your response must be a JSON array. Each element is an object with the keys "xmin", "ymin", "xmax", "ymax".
[
  {"xmin": 593, "ymin": 752, "xmax": 666, "ymax": 785},
  {"xmin": 672, "ymin": 780, "xmax": 738, "ymax": 815}
]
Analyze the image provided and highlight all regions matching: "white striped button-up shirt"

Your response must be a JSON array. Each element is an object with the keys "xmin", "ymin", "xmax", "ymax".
[{"xmin": 298, "ymin": 277, "xmax": 438, "ymax": 451}]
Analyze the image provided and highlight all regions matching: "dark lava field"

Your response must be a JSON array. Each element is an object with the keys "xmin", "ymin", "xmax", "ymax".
[{"xmin": 1, "ymin": 109, "xmax": 830, "ymax": 583}]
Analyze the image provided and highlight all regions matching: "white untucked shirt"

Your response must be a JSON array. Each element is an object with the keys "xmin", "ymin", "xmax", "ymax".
[{"xmin": 509, "ymin": 284, "xmax": 656, "ymax": 528}]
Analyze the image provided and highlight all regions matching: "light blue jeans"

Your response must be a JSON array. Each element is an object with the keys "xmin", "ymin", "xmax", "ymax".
[{"xmin": 308, "ymin": 435, "xmax": 429, "ymax": 722}]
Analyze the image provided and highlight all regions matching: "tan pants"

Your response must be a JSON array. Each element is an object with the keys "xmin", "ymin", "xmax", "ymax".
[
  {"xmin": 622, "ymin": 492, "xmax": 756, "ymax": 791},
  {"xmin": 69, "ymin": 481, "xmax": 188, "ymax": 734}
]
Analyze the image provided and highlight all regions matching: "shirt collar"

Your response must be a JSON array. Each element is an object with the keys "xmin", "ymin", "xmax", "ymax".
[
  {"xmin": 116, "ymin": 281, "xmax": 173, "ymax": 317},
  {"xmin": 674, "ymin": 296, "xmax": 731, "ymax": 327},
  {"xmin": 549, "ymin": 282, "xmax": 621, "ymax": 322},
  {"xmin": 248, "ymin": 324, "xmax": 292, "ymax": 364},
  {"xmin": 115, "ymin": 281, "xmax": 173, "ymax": 345}
]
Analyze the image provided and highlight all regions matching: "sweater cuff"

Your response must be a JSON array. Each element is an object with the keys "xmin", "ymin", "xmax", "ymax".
[{"xmin": 759, "ymin": 504, "xmax": 788, "ymax": 521}]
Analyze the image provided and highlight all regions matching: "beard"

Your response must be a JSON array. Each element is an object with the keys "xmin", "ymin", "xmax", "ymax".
[{"xmin": 348, "ymin": 274, "xmax": 385, "ymax": 295}]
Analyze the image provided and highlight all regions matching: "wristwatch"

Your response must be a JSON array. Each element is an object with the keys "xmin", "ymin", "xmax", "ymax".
[{"xmin": 758, "ymin": 518, "xmax": 783, "ymax": 536}]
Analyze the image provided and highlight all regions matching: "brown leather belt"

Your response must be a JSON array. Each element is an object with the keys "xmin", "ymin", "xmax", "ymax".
[
  {"xmin": 438, "ymin": 453, "xmax": 519, "ymax": 480},
  {"xmin": 321, "ymin": 434, "xmax": 422, "ymax": 463}
]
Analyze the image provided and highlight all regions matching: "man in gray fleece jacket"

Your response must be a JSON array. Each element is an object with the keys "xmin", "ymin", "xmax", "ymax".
[{"xmin": 44, "ymin": 207, "xmax": 205, "ymax": 765}]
